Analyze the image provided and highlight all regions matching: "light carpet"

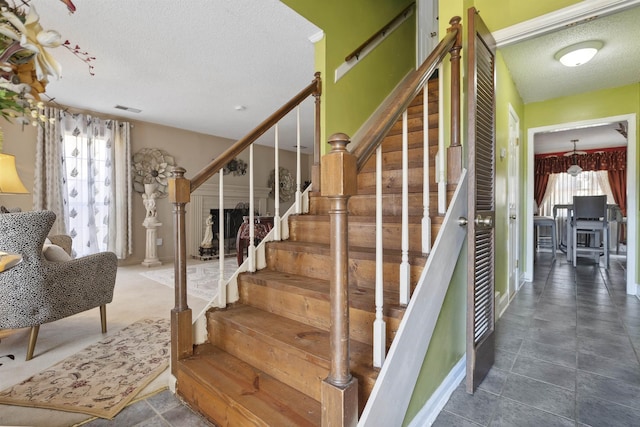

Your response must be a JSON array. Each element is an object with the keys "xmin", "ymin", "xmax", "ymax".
[
  {"xmin": 140, "ymin": 257, "xmax": 239, "ymax": 300},
  {"xmin": 0, "ymin": 318, "xmax": 170, "ymax": 420}
]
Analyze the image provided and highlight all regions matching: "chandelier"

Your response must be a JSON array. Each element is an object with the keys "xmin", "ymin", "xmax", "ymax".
[{"xmin": 566, "ymin": 139, "xmax": 583, "ymax": 177}]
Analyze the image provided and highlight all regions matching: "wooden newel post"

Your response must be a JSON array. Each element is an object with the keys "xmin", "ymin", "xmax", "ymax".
[
  {"xmin": 168, "ymin": 166, "xmax": 193, "ymax": 374},
  {"xmin": 312, "ymin": 71, "xmax": 322, "ymax": 193},
  {"xmin": 320, "ymin": 133, "xmax": 358, "ymax": 427},
  {"xmin": 447, "ymin": 16, "xmax": 463, "ymax": 185}
]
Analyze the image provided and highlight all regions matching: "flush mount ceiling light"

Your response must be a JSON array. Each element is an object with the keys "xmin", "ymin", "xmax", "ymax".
[{"xmin": 555, "ymin": 41, "xmax": 603, "ymax": 67}]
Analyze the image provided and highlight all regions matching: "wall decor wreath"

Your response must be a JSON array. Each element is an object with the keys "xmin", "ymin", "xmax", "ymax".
[
  {"xmin": 132, "ymin": 148, "xmax": 176, "ymax": 197},
  {"xmin": 268, "ymin": 167, "xmax": 295, "ymax": 202}
]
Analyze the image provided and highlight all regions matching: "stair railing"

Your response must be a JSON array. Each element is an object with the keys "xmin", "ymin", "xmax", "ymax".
[
  {"xmin": 346, "ymin": 17, "xmax": 462, "ymax": 369},
  {"xmin": 168, "ymin": 73, "xmax": 321, "ymax": 374}
]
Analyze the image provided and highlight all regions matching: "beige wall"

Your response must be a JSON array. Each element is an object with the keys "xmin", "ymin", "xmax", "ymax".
[{"xmin": 0, "ymin": 111, "xmax": 311, "ymax": 265}]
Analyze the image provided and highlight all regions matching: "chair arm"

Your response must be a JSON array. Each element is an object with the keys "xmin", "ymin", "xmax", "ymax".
[{"xmin": 42, "ymin": 252, "xmax": 118, "ymax": 319}]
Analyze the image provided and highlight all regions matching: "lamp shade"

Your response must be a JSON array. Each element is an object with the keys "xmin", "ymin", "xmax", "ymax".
[
  {"xmin": 0, "ymin": 153, "xmax": 29, "ymax": 194},
  {"xmin": 567, "ymin": 163, "xmax": 582, "ymax": 177}
]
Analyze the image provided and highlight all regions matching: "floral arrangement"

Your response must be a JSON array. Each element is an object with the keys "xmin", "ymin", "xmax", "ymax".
[{"xmin": 0, "ymin": 0, "xmax": 92, "ymax": 126}]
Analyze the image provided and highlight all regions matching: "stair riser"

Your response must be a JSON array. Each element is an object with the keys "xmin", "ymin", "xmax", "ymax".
[
  {"xmin": 357, "ymin": 168, "xmax": 433, "ymax": 193},
  {"xmin": 176, "ymin": 370, "xmax": 271, "ymax": 427},
  {"xmin": 388, "ymin": 113, "xmax": 438, "ymax": 136},
  {"xmin": 207, "ymin": 313, "xmax": 376, "ymax": 411},
  {"xmin": 381, "ymin": 127, "xmax": 439, "ymax": 151},
  {"xmin": 289, "ymin": 219, "xmax": 427, "ymax": 251},
  {"xmin": 309, "ymin": 193, "xmax": 426, "ymax": 216},
  {"xmin": 360, "ymin": 145, "xmax": 439, "ymax": 174},
  {"xmin": 208, "ymin": 315, "xmax": 328, "ymax": 401},
  {"xmin": 265, "ymin": 246, "xmax": 424, "ymax": 291},
  {"xmin": 238, "ymin": 280, "xmax": 400, "ymax": 347}
]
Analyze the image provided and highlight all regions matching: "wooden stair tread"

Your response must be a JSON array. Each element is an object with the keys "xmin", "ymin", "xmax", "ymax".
[
  {"xmin": 211, "ymin": 305, "xmax": 379, "ymax": 381},
  {"xmin": 268, "ymin": 240, "xmax": 428, "ymax": 262},
  {"xmin": 240, "ymin": 269, "xmax": 406, "ymax": 319},
  {"xmin": 178, "ymin": 343, "xmax": 321, "ymax": 426}
]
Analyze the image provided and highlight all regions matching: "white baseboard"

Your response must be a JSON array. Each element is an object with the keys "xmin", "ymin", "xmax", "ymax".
[
  {"xmin": 498, "ymin": 292, "xmax": 509, "ymax": 318},
  {"xmin": 408, "ymin": 355, "xmax": 466, "ymax": 427}
]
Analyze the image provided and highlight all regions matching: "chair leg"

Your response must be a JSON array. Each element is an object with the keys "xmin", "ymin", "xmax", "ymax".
[
  {"xmin": 26, "ymin": 325, "xmax": 40, "ymax": 361},
  {"xmin": 100, "ymin": 305, "xmax": 107, "ymax": 333}
]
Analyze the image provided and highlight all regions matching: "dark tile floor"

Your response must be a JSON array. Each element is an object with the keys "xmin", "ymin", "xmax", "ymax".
[
  {"xmin": 434, "ymin": 252, "xmax": 640, "ymax": 427},
  {"xmin": 82, "ymin": 389, "xmax": 215, "ymax": 427}
]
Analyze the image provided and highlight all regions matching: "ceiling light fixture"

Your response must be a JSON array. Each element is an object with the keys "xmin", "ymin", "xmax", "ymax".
[
  {"xmin": 566, "ymin": 139, "xmax": 583, "ymax": 177},
  {"xmin": 555, "ymin": 41, "xmax": 603, "ymax": 67}
]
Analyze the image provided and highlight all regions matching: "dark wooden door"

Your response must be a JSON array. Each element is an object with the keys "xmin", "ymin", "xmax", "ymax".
[{"xmin": 466, "ymin": 6, "xmax": 497, "ymax": 393}]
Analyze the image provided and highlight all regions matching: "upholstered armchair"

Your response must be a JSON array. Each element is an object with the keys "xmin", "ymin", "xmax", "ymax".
[{"xmin": 0, "ymin": 210, "xmax": 118, "ymax": 360}]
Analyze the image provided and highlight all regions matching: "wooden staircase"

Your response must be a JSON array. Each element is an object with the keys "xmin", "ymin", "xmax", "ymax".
[{"xmin": 175, "ymin": 78, "xmax": 443, "ymax": 426}]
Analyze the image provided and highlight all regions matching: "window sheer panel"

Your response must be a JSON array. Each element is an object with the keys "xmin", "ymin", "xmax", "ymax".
[{"xmin": 539, "ymin": 171, "xmax": 615, "ymax": 249}]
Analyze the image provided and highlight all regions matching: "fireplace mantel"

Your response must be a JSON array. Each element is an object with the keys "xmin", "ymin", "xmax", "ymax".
[{"xmin": 187, "ymin": 183, "xmax": 271, "ymax": 258}]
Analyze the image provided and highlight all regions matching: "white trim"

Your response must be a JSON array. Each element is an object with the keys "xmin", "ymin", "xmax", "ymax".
[
  {"xmin": 525, "ymin": 114, "xmax": 636, "ymax": 295},
  {"xmin": 407, "ymin": 356, "xmax": 466, "ymax": 427},
  {"xmin": 335, "ymin": 5, "xmax": 414, "ymax": 82},
  {"xmin": 498, "ymin": 292, "xmax": 510, "ymax": 319},
  {"xmin": 308, "ymin": 30, "xmax": 324, "ymax": 44},
  {"xmin": 493, "ymin": 0, "xmax": 640, "ymax": 47}
]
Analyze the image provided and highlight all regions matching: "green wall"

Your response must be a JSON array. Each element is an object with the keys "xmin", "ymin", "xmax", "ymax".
[
  {"xmin": 282, "ymin": 0, "xmax": 416, "ymax": 153},
  {"xmin": 524, "ymin": 83, "xmax": 640, "ymax": 283}
]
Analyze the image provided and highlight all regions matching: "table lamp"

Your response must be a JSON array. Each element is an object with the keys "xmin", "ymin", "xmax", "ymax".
[{"xmin": 0, "ymin": 153, "xmax": 29, "ymax": 194}]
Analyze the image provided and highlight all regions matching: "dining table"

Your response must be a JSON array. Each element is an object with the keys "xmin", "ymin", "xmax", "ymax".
[{"xmin": 552, "ymin": 203, "xmax": 619, "ymax": 263}]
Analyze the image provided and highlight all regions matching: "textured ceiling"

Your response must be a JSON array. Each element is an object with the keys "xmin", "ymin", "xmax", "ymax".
[
  {"xmin": 534, "ymin": 122, "xmax": 628, "ymax": 154},
  {"xmin": 27, "ymin": 2, "xmax": 636, "ymax": 156},
  {"xmin": 30, "ymin": 0, "xmax": 319, "ymax": 152},
  {"xmin": 500, "ymin": 5, "xmax": 640, "ymax": 104}
]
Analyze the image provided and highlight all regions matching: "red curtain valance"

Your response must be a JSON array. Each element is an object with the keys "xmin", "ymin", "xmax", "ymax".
[{"xmin": 535, "ymin": 149, "xmax": 626, "ymax": 175}]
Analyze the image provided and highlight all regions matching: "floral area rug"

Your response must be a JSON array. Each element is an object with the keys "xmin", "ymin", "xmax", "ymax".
[
  {"xmin": 140, "ymin": 257, "xmax": 239, "ymax": 300},
  {"xmin": 0, "ymin": 318, "xmax": 170, "ymax": 419}
]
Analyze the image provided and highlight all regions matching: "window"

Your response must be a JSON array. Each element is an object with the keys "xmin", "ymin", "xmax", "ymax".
[{"xmin": 63, "ymin": 131, "xmax": 112, "ymax": 257}]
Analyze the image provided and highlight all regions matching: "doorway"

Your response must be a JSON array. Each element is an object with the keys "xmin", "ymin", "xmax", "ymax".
[
  {"xmin": 525, "ymin": 114, "xmax": 637, "ymax": 295},
  {"xmin": 507, "ymin": 105, "xmax": 520, "ymax": 300}
]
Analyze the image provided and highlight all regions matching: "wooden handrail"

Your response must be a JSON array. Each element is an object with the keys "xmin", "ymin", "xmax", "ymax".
[
  {"xmin": 345, "ymin": 3, "xmax": 415, "ymax": 62},
  {"xmin": 190, "ymin": 72, "xmax": 322, "ymax": 192},
  {"xmin": 352, "ymin": 17, "xmax": 461, "ymax": 172}
]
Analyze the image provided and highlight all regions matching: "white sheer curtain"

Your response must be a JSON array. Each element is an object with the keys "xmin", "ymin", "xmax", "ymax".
[
  {"xmin": 35, "ymin": 108, "xmax": 133, "ymax": 259},
  {"xmin": 538, "ymin": 171, "xmax": 614, "ymax": 248}
]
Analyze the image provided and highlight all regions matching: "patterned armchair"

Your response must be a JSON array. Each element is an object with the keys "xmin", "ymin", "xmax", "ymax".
[{"xmin": 0, "ymin": 211, "xmax": 118, "ymax": 360}]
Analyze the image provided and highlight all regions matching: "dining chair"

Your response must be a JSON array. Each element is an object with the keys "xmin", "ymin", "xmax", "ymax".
[{"xmin": 571, "ymin": 195, "xmax": 609, "ymax": 268}]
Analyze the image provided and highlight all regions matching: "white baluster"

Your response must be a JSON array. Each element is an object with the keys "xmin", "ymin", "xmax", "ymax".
[
  {"xmin": 400, "ymin": 110, "xmax": 410, "ymax": 305},
  {"xmin": 373, "ymin": 144, "xmax": 386, "ymax": 368},
  {"xmin": 218, "ymin": 170, "xmax": 226, "ymax": 307},
  {"xmin": 295, "ymin": 106, "xmax": 302, "ymax": 214},
  {"xmin": 274, "ymin": 124, "xmax": 281, "ymax": 241},
  {"xmin": 248, "ymin": 144, "xmax": 256, "ymax": 272},
  {"xmin": 422, "ymin": 82, "xmax": 432, "ymax": 254},
  {"xmin": 437, "ymin": 64, "xmax": 447, "ymax": 214}
]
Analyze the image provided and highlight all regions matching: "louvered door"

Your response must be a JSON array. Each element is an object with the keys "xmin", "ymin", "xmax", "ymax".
[{"xmin": 466, "ymin": 6, "xmax": 496, "ymax": 393}]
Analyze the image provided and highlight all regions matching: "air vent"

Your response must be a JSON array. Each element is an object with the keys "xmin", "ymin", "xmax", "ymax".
[{"xmin": 114, "ymin": 105, "xmax": 142, "ymax": 113}]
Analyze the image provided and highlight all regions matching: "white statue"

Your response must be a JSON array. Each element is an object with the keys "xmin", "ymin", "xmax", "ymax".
[
  {"xmin": 142, "ymin": 183, "xmax": 162, "ymax": 226},
  {"xmin": 143, "ymin": 193, "xmax": 157, "ymax": 218},
  {"xmin": 201, "ymin": 214, "xmax": 214, "ymax": 248}
]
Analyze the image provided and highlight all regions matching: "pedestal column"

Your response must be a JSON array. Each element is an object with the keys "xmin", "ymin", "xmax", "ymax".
[{"xmin": 142, "ymin": 219, "xmax": 162, "ymax": 267}]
